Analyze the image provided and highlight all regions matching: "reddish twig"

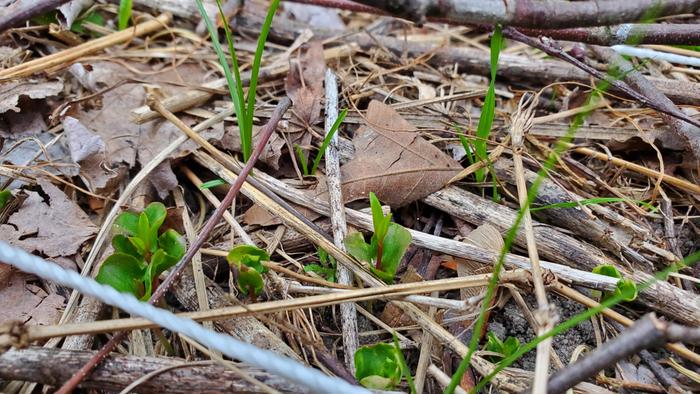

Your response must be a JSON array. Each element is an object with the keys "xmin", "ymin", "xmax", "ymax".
[
  {"xmin": 350, "ymin": 0, "xmax": 700, "ymax": 28},
  {"xmin": 0, "ymin": 0, "xmax": 73, "ymax": 32},
  {"xmin": 518, "ymin": 24, "xmax": 700, "ymax": 46},
  {"xmin": 543, "ymin": 313, "xmax": 700, "ymax": 394},
  {"xmin": 502, "ymin": 27, "xmax": 700, "ymax": 130},
  {"xmin": 55, "ymin": 97, "xmax": 292, "ymax": 394}
]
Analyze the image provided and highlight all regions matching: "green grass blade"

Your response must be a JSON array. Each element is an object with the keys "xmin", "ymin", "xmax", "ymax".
[
  {"xmin": 311, "ymin": 108, "xmax": 347, "ymax": 175},
  {"xmin": 530, "ymin": 197, "xmax": 628, "ymax": 211},
  {"xmin": 118, "ymin": 0, "xmax": 132, "ymax": 30},
  {"xmin": 455, "ymin": 125, "xmax": 476, "ymax": 166},
  {"xmin": 473, "ymin": 25, "xmax": 503, "ymax": 183},
  {"xmin": 244, "ymin": 0, "xmax": 281, "ymax": 161},
  {"xmin": 195, "ymin": 0, "xmax": 247, "ymax": 160},
  {"xmin": 295, "ymin": 144, "xmax": 309, "ymax": 176},
  {"xmin": 393, "ymin": 332, "xmax": 417, "ymax": 394}
]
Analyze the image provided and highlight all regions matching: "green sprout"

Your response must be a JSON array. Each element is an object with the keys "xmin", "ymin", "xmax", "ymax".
[
  {"xmin": 96, "ymin": 202, "xmax": 186, "ymax": 300},
  {"xmin": 354, "ymin": 332, "xmax": 416, "ymax": 392},
  {"xmin": 118, "ymin": 0, "xmax": 132, "ymax": 30},
  {"xmin": 592, "ymin": 264, "xmax": 638, "ymax": 302},
  {"xmin": 226, "ymin": 245, "xmax": 270, "ymax": 298},
  {"xmin": 485, "ymin": 331, "xmax": 522, "ymax": 363},
  {"xmin": 303, "ymin": 247, "xmax": 337, "ymax": 282},
  {"xmin": 295, "ymin": 108, "xmax": 349, "ymax": 176},
  {"xmin": 344, "ymin": 192, "xmax": 411, "ymax": 284}
]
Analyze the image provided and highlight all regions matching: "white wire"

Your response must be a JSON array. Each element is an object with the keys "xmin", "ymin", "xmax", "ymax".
[
  {"xmin": 0, "ymin": 241, "xmax": 368, "ymax": 394},
  {"xmin": 612, "ymin": 45, "xmax": 700, "ymax": 67}
]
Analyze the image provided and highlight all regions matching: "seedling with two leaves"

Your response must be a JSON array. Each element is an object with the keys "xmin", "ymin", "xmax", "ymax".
[
  {"xmin": 344, "ymin": 192, "xmax": 411, "ymax": 284},
  {"xmin": 303, "ymin": 247, "xmax": 337, "ymax": 283},
  {"xmin": 592, "ymin": 264, "xmax": 638, "ymax": 302},
  {"xmin": 485, "ymin": 331, "xmax": 522, "ymax": 363},
  {"xmin": 96, "ymin": 202, "xmax": 186, "ymax": 300},
  {"xmin": 226, "ymin": 245, "xmax": 270, "ymax": 298}
]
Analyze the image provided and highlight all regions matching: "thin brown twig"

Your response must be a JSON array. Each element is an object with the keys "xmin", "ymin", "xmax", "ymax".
[
  {"xmin": 54, "ymin": 96, "xmax": 292, "ymax": 394},
  {"xmin": 543, "ymin": 313, "xmax": 700, "ymax": 394}
]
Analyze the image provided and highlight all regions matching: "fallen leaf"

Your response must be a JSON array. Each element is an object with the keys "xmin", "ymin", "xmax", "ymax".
[
  {"xmin": 217, "ymin": 124, "xmax": 284, "ymax": 170},
  {"xmin": 282, "ymin": 3, "xmax": 346, "ymax": 30},
  {"xmin": 0, "ymin": 79, "xmax": 63, "ymax": 114},
  {"xmin": 0, "ymin": 273, "xmax": 64, "ymax": 326},
  {"xmin": 456, "ymin": 223, "xmax": 502, "ymax": 299},
  {"xmin": 337, "ymin": 100, "xmax": 461, "ymax": 207},
  {"xmin": 243, "ymin": 201, "xmax": 320, "ymax": 227},
  {"xmin": 285, "ymin": 41, "xmax": 325, "ymax": 145},
  {"xmin": 0, "ymin": 179, "xmax": 97, "ymax": 257},
  {"xmin": 57, "ymin": 0, "xmax": 93, "ymax": 28}
]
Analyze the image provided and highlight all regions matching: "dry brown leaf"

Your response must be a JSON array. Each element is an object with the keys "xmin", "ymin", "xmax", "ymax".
[
  {"xmin": 338, "ymin": 100, "xmax": 461, "ymax": 207},
  {"xmin": 0, "ymin": 79, "xmax": 63, "ymax": 114},
  {"xmin": 217, "ymin": 124, "xmax": 284, "ymax": 170},
  {"xmin": 285, "ymin": 41, "xmax": 325, "ymax": 141},
  {"xmin": 0, "ymin": 273, "xmax": 64, "ymax": 326},
  {"xmin": 0, "ymin": 179, "xmax": 97, "ymax": 257},
  {"xmin": 243, "ymin": 201, "xmax": 320, "ymax": 227}
]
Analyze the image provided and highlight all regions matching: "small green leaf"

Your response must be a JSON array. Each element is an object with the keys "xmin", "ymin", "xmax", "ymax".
[
  {"xmin": 304, "ymin": 264, "xmax": 337, "ymax": 282},
  {"xmin": 158, "ymin": 229, "xmax": 186, "ymax": 260},
  {"xmin": 237, "ymin": 265, "xmax": 265, "ymax": 296},
  {"xmin": 592, "ymin": 264, "xmax": 622, "ymax": 279},
  {"xmin": 114, "ymin": 211, "xmax": 140, "ymax": 236},
  {"xmin": 227, "ymin": 245, "xmax": 270, "ymax": 273},
  {"xmin": 344, "ymin": 232, "xmax": 373, "ymax": 264},
  {"xmin": 502, "ymin": 336, "xmax": 521, "ymax": 357},
  {"xmin": 118, "ymin": 0, "xmax": 133, "ymax": 30},
  {"xmin": 96, "ymin": 253, "xmax": 146, "ymax": 297},
  {"xmin": 199, "ymin": 179, "xmax": 227, "ymax": 189},
  {"xmin": 112, "ymin": 234, "xmax": 141, "ymax": 257},
  {"xmin": 615, "ymin": 279, "xmax": 638, "ymax": 301},
  {"xmin": 142, "ymin": 249, "xmax": 179, "ymax": 299},
  {"xmin": 128, "ymin": 236, "xmax": 146, "ymax": 256},
  {"xmin": 372, "ymin": 223, "xmax": 411, "ymax": 284},
  {"xmin": 354, "ymin": 343, "xmax": 402, "ymax": 390},
  {"xmin": 310, "ymin": 108, "xmax": 348, "ymax": 175},
  {"xmin": 0, "ymin": 190, "xmax": 11, "ymax": 210},
  {"xmin": 369, "ymin": 192, "xmax": 390, "ymax": 242},
  {"xmin": 294, "ymin": 144, "xmax": 309, "ymax": 176},
  {"xmin": 137, "ymin": 213, "xmax": 153, "ymax": 252},
  {"xmin": 393, "ymin": 332, "xmax": 416, "ymax": 394},
  {"xmin": 486, "ymin": 331, "xmax": 504, "ymax": 354},
  {"xmin": 144, "ymin": 202, "xmax": 167, "ymax": 233},
  {"xmin": 71, "ymin": 11, "xmax": 104, "ymax": 35}
]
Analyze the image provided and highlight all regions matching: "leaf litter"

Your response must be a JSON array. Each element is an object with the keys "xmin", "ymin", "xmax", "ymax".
[{"xmin": 0, "ymin": 2, "xmax": 699, "ymax": 393}]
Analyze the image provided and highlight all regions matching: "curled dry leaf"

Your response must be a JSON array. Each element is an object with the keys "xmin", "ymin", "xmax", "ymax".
[
  {"xmin": 0, "ymin": 79, "xmax": 63, "ymax": 114},
  {"xmin": 0, "ymin": 179, "xmax": 97, "ymax": 258},
  {"xmin": 0, "ymin": 273, "xmax": 64, "ymax": 326},
  {"xmin": 337, "ymin": 100, "xmax": 461, "ymax": 207}
]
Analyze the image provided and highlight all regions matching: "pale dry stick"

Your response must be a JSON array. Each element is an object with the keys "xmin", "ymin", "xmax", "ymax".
[
  {"xmin": 563, "ymin": 142, "xmax": 700, "ymax": 195},
  {"xmin": 428, "ymin": 364, "xmax": 468, "ymax": 394},
  {"xmin": 54, "ymin": 97, "xmax": 291, "ymax": 394},
  {"xmin": 117, "ymin": 361, "xmax": 217, "ymax": 394},
  {"xmin": 552, "ymin": 282, "xmax": 700, "ymax": 365},
  {"xmin": 174, "ymin": 190, "xmax": 216, "ymax": 345},
  {"xmin": 131, "ymin": 43, "xmax": 357, "ymax": 123},
  {"xmin": 510, "ymin": 94, "xmax": 553, "ymax": 394},
  {"xmin": 414, "ymin": 291, "xmax": 438, "ymax": 394},
  {"xmin": 192, "ymin": 152, "xmax": 606, "ymax": 391},
  {"xmin": 0, "ymin": 13, "xmax": 172, "ymax": 80},
  {"xmin": 9, "ymin": 271, "xmax": 527, "ymax": 343},
  {"xmin": 324, "ymin": 68, "xmax": 358, "ymax": 374}
]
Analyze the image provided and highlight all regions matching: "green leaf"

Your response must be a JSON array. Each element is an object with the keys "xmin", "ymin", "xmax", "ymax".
[
  {"xmin": 71, "ymin": 11, "xmax": 105, "ymax": 35},
  {"xmin": 304, "ymin": 264, "xmax": 336, "ymax": 283},
  {"xmin": 118, "ymin": 0, "xmax": 133, "ymax": 30},
  {"xmin": 144, "ymin": 202, "xmax": 167, "ymax": 233},
  {"xmin": 158, "ymin": 229, "xmax": 186, "ymax": 260},
  {"xmin": 113, "ymin": 211, "xmax": 140, "ymax": 236},
  {"xmin": 112, "ymin": 234, "xmax": 141, "ymax": 257},
  {"xmin": 237, "ymin": 265, "xmax": 265, "ymax": 296},
  {"xmin": 486, "ymin": 331, "xmax": 504, "ymax": 354},
  {"xmin": 227, "ymin": 245, "xmax": 270, "ymax": 273},
  {"xmin": 96, "ymin": 253, "xmax": 146, "ymax": 297},
  {"xmin": 592, "ymin": 264, "xmax": 622, "ymax": 279},
  {"xmin": 393, "ymin": 332, "xmax": 417, "ymax": 394},
  {"xmin": 0, "ymin": 190, "xmax": 11, "ymax": 211},
  {"xmin": 142, "ymin": 249, "xmax": 179, "ymax": 299},
  {"xmin": 294, "ymin": 144, "xmax": 309, "ymax": 176},
  {"xmin": 354, "ymin": 343, "xmax": 402, "ymax": 390},
  {"xmin": 502, "ymin": 336, "xmax": 521, "ymax": 357},
  {"xmin": 137, "ymin": 213, "xmax": 153, "ymax": 252},
  {"xmin": 473, "ymin": 24, "xmax": 503, "ymax": 183},
  {"xmin": 615, "ymin": 278, "xmax": 638, "ymax": 301},
  {"xmin": 369, "ymin": 192, "xmax": 391, "ymax": 242},
  {"xmin": 372, "ymin": 223, "xmax": 411, "ymax": 284},
  {"xmin": 310, "ymin": 108, "xmax": 348, "ymax": 174},
  {"xmin": 199, "ymin": 179, "xmax": 227, "ymax": 189},
  {"xmin": 344, "ymin": 232, "xmax": 373, "ymax": 264},
  {"xmin": 128, "ymin": 236, "xmax": 146, "ymax": 256}
]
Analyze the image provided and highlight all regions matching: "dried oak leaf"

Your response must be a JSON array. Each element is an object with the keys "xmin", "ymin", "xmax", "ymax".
[
  {"xmin": 338, "ymin": 100, "xmax": 461, "ymax": 207},
  {"xmin": 217, "ymin": 124, "xmax": 284, "ymax": 170},
  {"xmin": 284, "ymin": 41, "xmax": 325, "ymax": 151},
  {"xmin": 0, "ymin": 179, "xmax": 97, "ymax": 257},
  {"xmin": 0, "ymin": 273, "xmax": 64, "ymax": 326},
  {"xmin": 0, "ymin": 79, "xmax": 63, "ymax": 114}
]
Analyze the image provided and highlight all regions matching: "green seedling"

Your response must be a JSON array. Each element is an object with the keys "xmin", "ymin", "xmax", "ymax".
[
  {"xmin": 592, "ymin": 264, "xmax": 638, "ymax": 302},
  {"xmin": 294, "ymin": 108, "xmax": 348, "ymax": 177},
  {"xmin": 485, "ymin": 331, "xmax": 522, "ymax": 362},
  {"xmin": 0, "ymin": 189, "xmax": 11, "ymax": 211},
  {"xmin": 473, "ymin": 24, "xmax": 503, "ymax": 184},
  {"xmin": 196, "ymin": 0, "xmax": 280, "ymax": 162},
  {"xmin": 96, "ymin": 202, "xmax": 186, "ymax": 300},
  {"xmin": 294, "ymin": 144, "xmax": 310, "ymax": 176},
  {"xmin": 344, "ymin": 192, "xmax": 411, "ymax": 284},
  {"xmin": 118, "ymin": 0, "xmax": 132, "ymax": 30},
  {"xmin": 455, "ymin": 125, "xmax": 477, "ymax": 166},
  {"xmin": 226, "ymin": 245, "xmax": 270, "ymax": 298},
  {"xmin": 354, "ymin": 333, "xmax": 415, "ymax": 392},
  {"xmin": 304, "ymin": 247, "xmax": 337, "ymax": 282},
  {"xmin": 31, "ymin": 10, "xmax": 104, "ymax": 36}
]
